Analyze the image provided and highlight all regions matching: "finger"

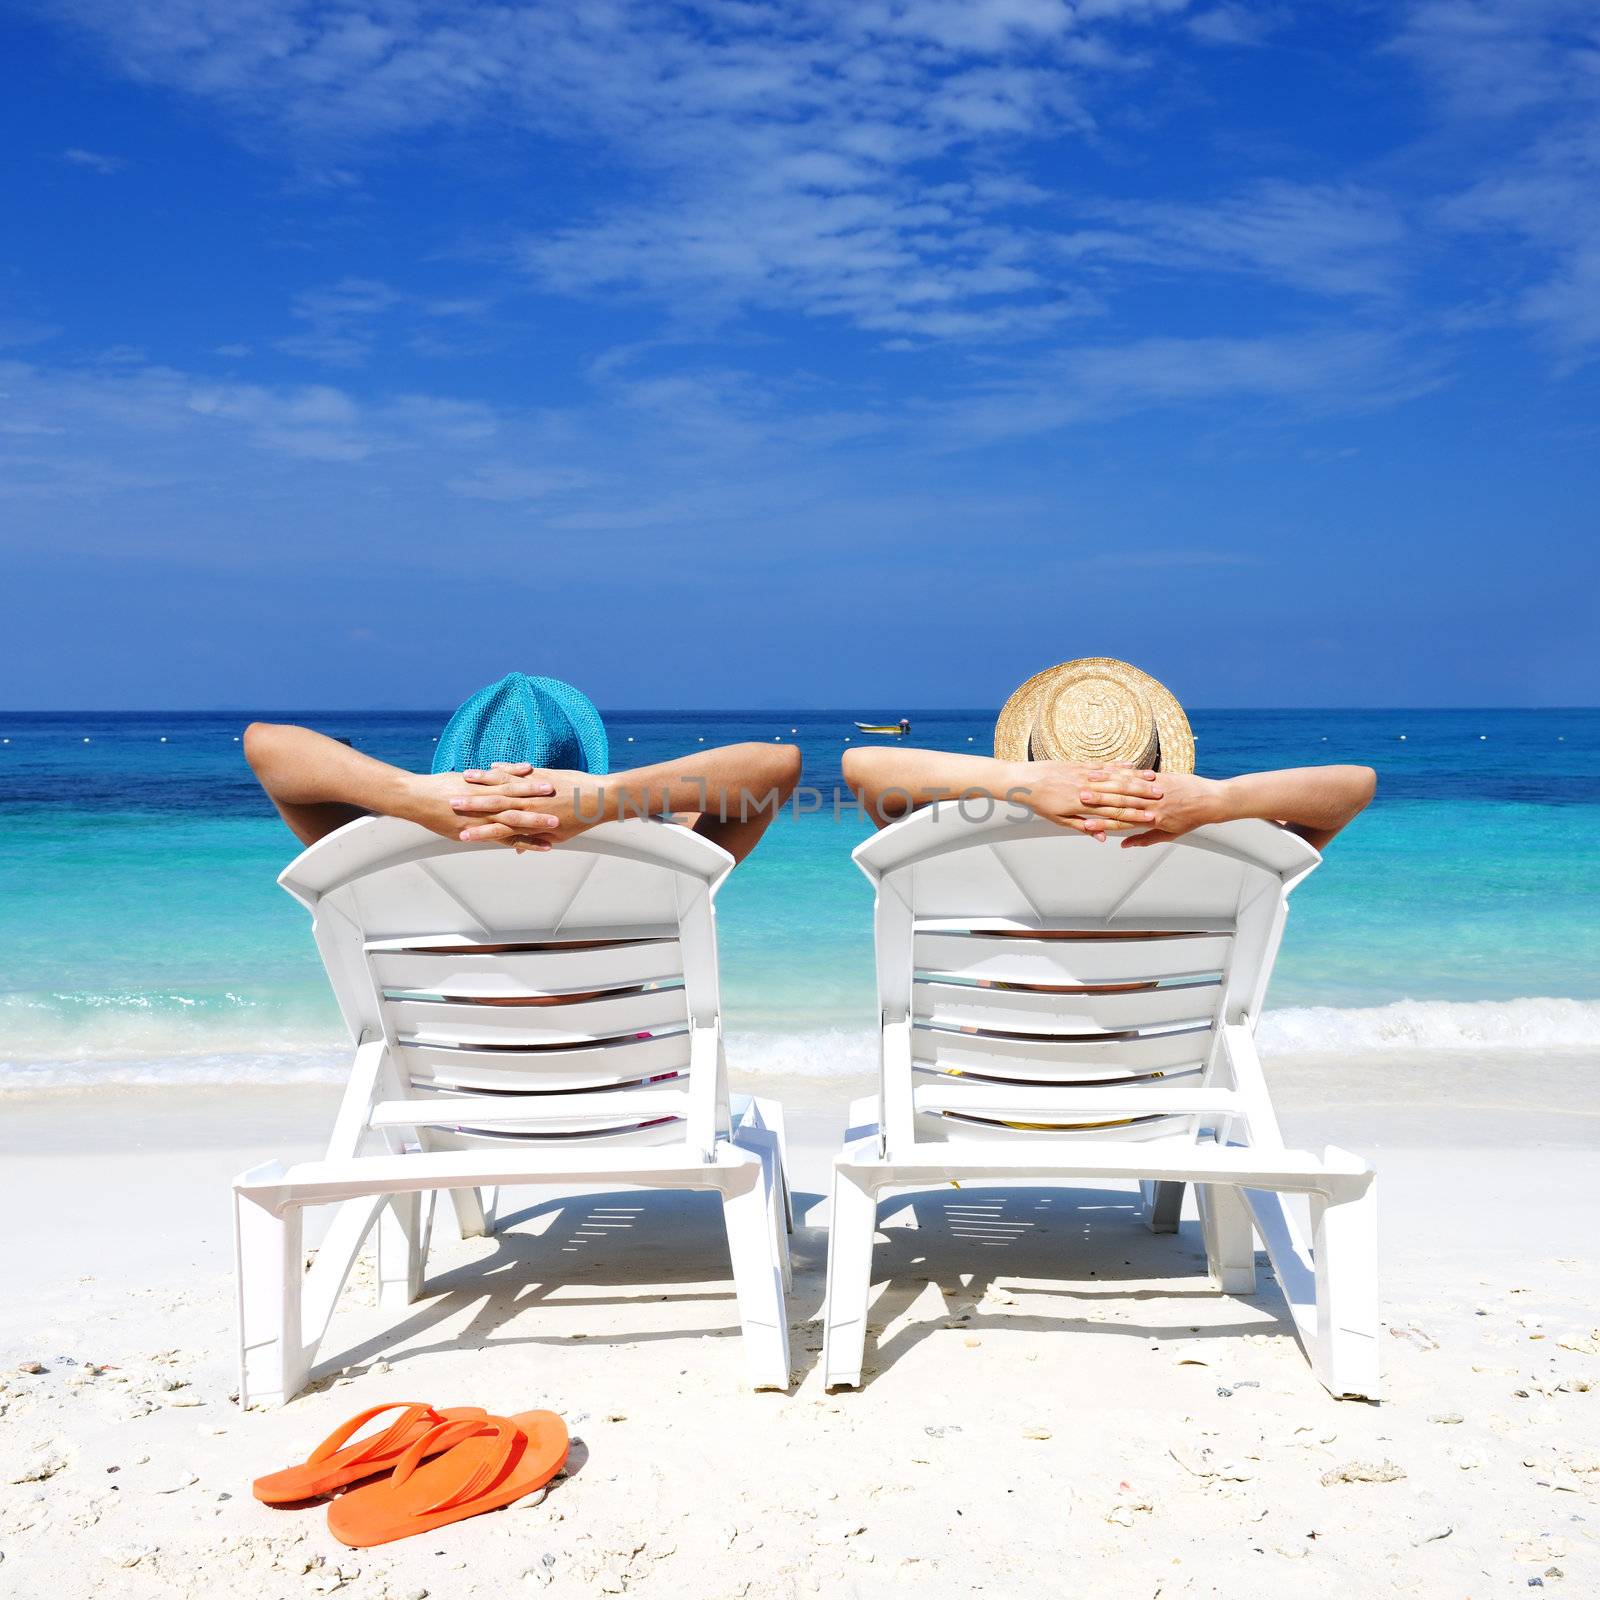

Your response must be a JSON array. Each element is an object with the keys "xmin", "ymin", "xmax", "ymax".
[
  {"xmin": 463, "ymin": 763, "xmax": 536, "ymax": 783},
  {"xmin": 451, "ymin": 793, "xmax": 554, "ymax": 815},
  {"xmin": 1079, "ymin": 803, "xmax": 1159, "ymax": 824},
  {"xmin": 1081, "ymin": 780, "xmax": 1162, "ymax": 801},
  {"xmin": 1080, "ymin": 790, "xmax": 1160, "ymax": 811},
  {"xmin": 488, "ymin": 777, "xmax": 557, "ymax": 798},
  {"xmin": 459, "ymin": 807, "xmax": 560, "ymax": 831},
  {"xmin": 459, "ymin": 779, "xmax": 557, "ymax": 800},
  {"xmin": 458, "ymin": 822, "xmax": 516, "ymax": 843},
  {"xmin": 495, "ymin": 809, "xmax": 561, "ymax": 831}
]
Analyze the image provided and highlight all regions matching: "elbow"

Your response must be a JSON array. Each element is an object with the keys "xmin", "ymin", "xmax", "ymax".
[
  {"xmin": 1337, "ymin": 765, "xmax": 1377, "ymax": 829},
  {"xmin": 765, "ymin": 742, "xmax": 802, "ymax": 798},
  {"xmin": 777, "ymin": 742, "xmax": 802, "ymax": 791},
  {"xmin": 840, "ymin": 746, "xmax": 868, "ymax": 794},
  {"xmin": 242, "ymin": 721, "xmax": 280, "ymax": 774}
]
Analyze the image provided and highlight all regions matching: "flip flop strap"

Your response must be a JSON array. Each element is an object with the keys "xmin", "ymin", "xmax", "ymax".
[
  {"xmin": 390, "ymin": 1417, "xmax": 521, "ymax": 1514},
  {"xmin": 307, "ymin": 1402, "xmax": 438, "ymax": 1468}
]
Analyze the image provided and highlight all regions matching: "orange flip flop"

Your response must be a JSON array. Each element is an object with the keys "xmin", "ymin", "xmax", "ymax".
[
  {"xmin": 327, "ymin": 1410, "xmax": 569, "ymax": 1547},
  {"xmin": 253, "ymin": 1402, "xmax": 488, "ymax": 1505}
]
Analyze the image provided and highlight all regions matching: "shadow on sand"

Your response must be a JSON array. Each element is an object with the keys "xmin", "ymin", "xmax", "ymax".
[{"xmin": 315, "ymin": 1182, "xmax": 1295, "ymax": 1390}]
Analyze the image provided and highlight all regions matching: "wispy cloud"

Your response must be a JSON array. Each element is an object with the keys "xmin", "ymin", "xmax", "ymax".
[
  {"xmin": 447, "ymin": 463, "xmax": 592, "ymax": 503},
  {"xmin": 1057, "ymin": 181, "xmax": 1407, "ymax": 299},
  {"xmin": 275, "ymin": 275, "xmax": 493, "ymax": 366},
  {"xmin": 61, "ymin": 146, "xmax": 124, "ymax": 174},
  {"xmin": 0, "ymin": 357, "xmax": 499, "ymax": 477},
  {"xmin": 1185, "ymin": 5, "xmax": 1286, "ymax": 48},
  {"xmin": 1393, "ymin": 0, "xmax": 1600, "ymax": 362},
  {"xmin": 924, "ymin": 328, "xmax": 1445, "ymax": 445},
  {"xmin": 44, "ymin": 2, "xmax": 1209, "ymax": 342}
]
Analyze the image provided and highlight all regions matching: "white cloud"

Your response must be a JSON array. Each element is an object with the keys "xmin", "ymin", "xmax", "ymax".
[
  {"xmin": 923, "ymin": 329, "xmax": 1445, "ymax": 444},
  {"xmin": 1394, "ymin": 0, "xmax": 1600, "ymax": 361},
  {"xmin": 272, "ymin": 275, "xmax": 496, "ymax": 366},
  {"xmin": 44, "ymin": 0, "xmax": 1595, "ymax": 377},
  {"xmin": 61, "ymin": 147, "xmax": 124, "ymax": 174},
  {"xmin": 1058, "ymin": 181, "xmax": 1407, "ymax": 299},
  {"xmin": 0, "ymin": 358, "xmax": 504, "ymax": 478},
  {"xmin": 447, "ymin": 463, "xmax": 591, "ymax": 502},
  {"xmin": 1184, "ymin": 5, "xmax": 1283, "ymax": 47},
  {"xmin": 47, "ymin": 1, "xmax": 1192, "ymax": 341}
]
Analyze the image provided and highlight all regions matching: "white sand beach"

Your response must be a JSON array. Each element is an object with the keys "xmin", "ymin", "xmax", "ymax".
[{"xmin": 2, "ymin": 1049, "xmax": 1598, "ymax": 1599}]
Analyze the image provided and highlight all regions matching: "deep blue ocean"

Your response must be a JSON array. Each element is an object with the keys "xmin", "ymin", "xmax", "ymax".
[{"xmin": 1, "ymin": 708, "xmax": 1595, "ymax": 1087}]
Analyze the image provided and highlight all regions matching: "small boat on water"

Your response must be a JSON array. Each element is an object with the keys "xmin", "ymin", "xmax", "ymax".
[{"xmin": 854, "ymin": 718, "xmax": 911, "ymax": 736}]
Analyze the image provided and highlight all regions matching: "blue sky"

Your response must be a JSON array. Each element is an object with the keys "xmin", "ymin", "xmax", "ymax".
[{"xmin": 2, "ymin": 1, "xmax": 1597, "ymax": 709}]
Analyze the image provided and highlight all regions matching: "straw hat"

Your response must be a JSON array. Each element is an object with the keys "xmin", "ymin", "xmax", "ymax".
[{"xmin": 993, "ymin": 657, "xmax": 1195, "ymax": 773}]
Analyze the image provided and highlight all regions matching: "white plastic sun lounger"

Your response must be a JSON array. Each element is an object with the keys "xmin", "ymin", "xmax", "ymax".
[
  {"xmin": 820, "ymin": 805, "xmax": 1378, "ymax": 1400},
  {"xmin": 233, "ymin": 816, "xmax": 792, "ymax": 1407}
]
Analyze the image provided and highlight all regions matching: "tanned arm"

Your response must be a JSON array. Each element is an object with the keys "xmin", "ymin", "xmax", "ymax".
[
  {"xmin": 242, "ymin": 721, "xmax": 519, "ymax": 846},
  {"xmin": 841, "ymin": 746, "xmax": 1376, "ymax": 850},
  {"xmin": 841, "ymin": 746, "xmax": 1153, "ymax": 837},
  {"xmin": 448, "ymin": 743, "xmax": 802, "ymax": 864},
  {"xmin": 1095, "ymin": 765, "xmax": 1378, "ymax": 851},
  {"xmin": 244, "ymin": 722, "xmax": 802, "ymax": 865}
]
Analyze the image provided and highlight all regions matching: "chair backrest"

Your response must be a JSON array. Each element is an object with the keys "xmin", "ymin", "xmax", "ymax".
[
  {"xmin": 279, "ymin": 816, "xmax": 735, "ymax": 1151},
  {"xmin": 852, "ymin": 805, "xmax": 1320, "ymax": 1151}
]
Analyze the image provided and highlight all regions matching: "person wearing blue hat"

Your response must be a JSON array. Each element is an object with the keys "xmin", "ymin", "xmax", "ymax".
[{"xmin": 243, "ymin": 674, "xmax": 800, "ymax": 866}]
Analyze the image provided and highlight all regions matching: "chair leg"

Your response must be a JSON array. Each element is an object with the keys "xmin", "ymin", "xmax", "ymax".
[
  {"xmin": 376, "ymin": 1192, "xmax": 425, "ymax": 1310},
  {"xmin": 766, "ymin": 1145, "xmax": 793, "ymax": 1295},
  {"xmin": 735, "ymin": 1122, "xmax": 792, "ymax": 1293},
  {"xmin": 1198, "ymin": 1183, "xmax": 1257, "ymax": 1294},
  {"xmin": 759, "ymin": 1098, "xmax": 795, "ymax": 1233},
  {"xmin": 235, "ymin": 1190, "xmax": 308, "ymax": 1409},
  {"xmin": 1311, "ymin": 1170, "xmax": 1380, "ymax": 1400},
  {"xmin": 1141, "ymin": 1179, "xmax": 1185, "ymax": 1233},
  {"xmin": 721, "ymin": 1169, "xmax": 792, "ymax": 1390},
  {"xmin": 448, "ymin": 1186, "xmax": 489, "ymax": 1240},
  {"xmin": 820, "ymin": 1161, "xmax": 880, "ymax": 1390}
]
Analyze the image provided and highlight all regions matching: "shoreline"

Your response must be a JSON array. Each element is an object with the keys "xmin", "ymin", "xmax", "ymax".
[{"xmin": 4, "ymin": 999, "xmax": 1600, "ymax": 1089}]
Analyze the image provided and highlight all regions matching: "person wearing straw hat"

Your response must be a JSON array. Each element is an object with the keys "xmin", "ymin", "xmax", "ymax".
[
  {"xmin": 842, "ymin": 657, "xmax": 1376, "ymax": 851},
  {"xmin": 245, "ymin": 673, "xmax": 801, "ymax": 865}
]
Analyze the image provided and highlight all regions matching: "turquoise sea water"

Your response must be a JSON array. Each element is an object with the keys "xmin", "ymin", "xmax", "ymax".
[{"xmin": 1, "ymin": 708, "xmax": 1596, "ymax": 1086}]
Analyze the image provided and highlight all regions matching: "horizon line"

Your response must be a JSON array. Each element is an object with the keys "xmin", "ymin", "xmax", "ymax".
[{"xmin": 3, "ymin": 705, "xmax": 1598, "ymax": 717}]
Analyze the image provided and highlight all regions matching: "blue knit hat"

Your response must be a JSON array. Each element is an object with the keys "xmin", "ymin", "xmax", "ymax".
[{"xmin": 433, "ymin": 674, "xmax": 609, "ymax": 775}]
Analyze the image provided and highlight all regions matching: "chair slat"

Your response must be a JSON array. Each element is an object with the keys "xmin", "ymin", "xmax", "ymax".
[
  {"xmin": 372, "ymin": 1085, "xmax": 691, "ymax": 1137},
  {"xmin": 421, "ymin": 1118, "xmax": 691, "ymax": 1150},
  {"xmin": 911, "ymin": 1023, "xmax": 1210, "ymax": 1081},
  {"xmin": 913, "ymin": 1083, "xmax": 1234, "ymax": 1119},
  {"xmin": 913, "ymin": 978, "xmax": 1218, "ymax": 1035},
  {"xmin": 398, "ymin": 1030, "xmax": 691, "ymax": 1092},
  {"xmin": 914, "ymin": 930, "xmax": 1230, "ymax": 987},
  {"xmin": 369, "ymin": 939, "xmax": 683, "ymax": 997},
  {"xmin": 915, "ymin": 1110, "xmax": 1192, "ymax": 1143},
  {"xmin": 385, "ymin": 987, "xmax": 687, "ymax": 1047}
]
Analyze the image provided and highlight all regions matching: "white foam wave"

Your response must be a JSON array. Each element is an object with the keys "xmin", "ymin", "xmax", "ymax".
[
  {"xmin": 0, "ymin": 1051, "xmax": 349, "ymax": 1091},
  {"xmin": 3, "ymin": 999, "xmax": 1594, "ymax": 1091},
  {"xmin": 1257, "ymin": 996, "xmax": 1600, "ymax": 1054}
]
